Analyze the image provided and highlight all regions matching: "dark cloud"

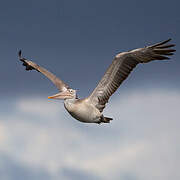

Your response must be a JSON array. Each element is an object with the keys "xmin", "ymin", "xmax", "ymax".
[{"xmin": 0, "ymin": 0, "xmax": 179, "ymax": 98}]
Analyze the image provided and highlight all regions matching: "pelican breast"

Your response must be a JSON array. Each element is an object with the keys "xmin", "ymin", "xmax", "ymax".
[{"xmin": 64, "ymin": 99, "xmax": 101, "ymax": 123}]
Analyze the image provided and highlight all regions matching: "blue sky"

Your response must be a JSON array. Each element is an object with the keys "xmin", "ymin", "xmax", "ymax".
[{"xmin": 0, "ymin": 0, "xmax": 179, "ymax": 179}]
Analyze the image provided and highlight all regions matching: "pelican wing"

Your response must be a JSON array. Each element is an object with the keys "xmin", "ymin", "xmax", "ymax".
[
  {"xmin": 88, "ymin": 39, "xmax": 175, "ymax": 112},
  {"xmin": 18, "ymin": 50, "xmax": 69, "ymax": 92}
]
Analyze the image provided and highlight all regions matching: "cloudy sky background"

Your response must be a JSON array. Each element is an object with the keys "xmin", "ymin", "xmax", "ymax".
[{"xmin": 0, "ymin": 0, "xmax": 180, "ymax": 179}]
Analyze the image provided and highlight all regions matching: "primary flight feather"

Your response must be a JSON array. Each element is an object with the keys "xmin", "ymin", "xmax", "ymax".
[{"xmin": 19, "ymin": 39, "xmax": 175, "ymax": 124}]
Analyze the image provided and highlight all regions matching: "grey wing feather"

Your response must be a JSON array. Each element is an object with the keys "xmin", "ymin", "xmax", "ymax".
[
  {"xmin": 18, "ymin": 50, "xmax": 69, "ymax": 92},
  {"xmin": 88, "ymin": 39, "xmax": 176, "ymax": 112}
]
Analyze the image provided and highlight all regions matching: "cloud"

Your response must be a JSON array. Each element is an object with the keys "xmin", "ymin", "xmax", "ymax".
[
  {"xmin": 0, "ymin": 152, "xmax": 51, "ymax": 180},
  {"xmin": 16, "ymin": 97, "xmax": 62, "ymax": 118},
  {"xmin": 61, "ymin": 167, "xmax": 101, "ymax": 180},
  {"xmin": 0, "ymin": 89, "xmax": 179, "ymax": 180}
]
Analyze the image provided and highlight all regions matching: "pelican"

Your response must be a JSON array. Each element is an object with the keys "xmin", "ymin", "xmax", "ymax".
[{"xmin": 19, "ymin": 39, "xmax": 175, "ymax": 124}]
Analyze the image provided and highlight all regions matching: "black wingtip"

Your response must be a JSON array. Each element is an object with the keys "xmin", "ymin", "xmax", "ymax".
[
  {"xmin": 165, "ymin": 38, "xmax": 172, "ymax": 42},
  {"xmin": 157, "ymin": 38, "xmax": 172, "ymax": 46},
  {"xmin": 150, "ymin": 38, "xmax": 173, "ymax": 48},
  {"xmin": 18, "ymin": 50, "xmax": 22, "ymax": 58}
]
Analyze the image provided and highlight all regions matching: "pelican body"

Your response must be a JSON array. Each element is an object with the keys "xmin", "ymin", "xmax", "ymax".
[
  {"xmin": 18, "ymin": 39, "xmax": 175, "ymax": 124},
  {"xmin": 64, "ymin": 99, "xmax": 102, "ymax": 123},
  {"xmin": 47, "ymin": 90, "xmax": 110, "ymax": 123}
]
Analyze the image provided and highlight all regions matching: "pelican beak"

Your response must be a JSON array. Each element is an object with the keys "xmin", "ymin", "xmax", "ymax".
[{"xmin": 48, "ymin": 91, "xmax": 72, "ymax": 100}]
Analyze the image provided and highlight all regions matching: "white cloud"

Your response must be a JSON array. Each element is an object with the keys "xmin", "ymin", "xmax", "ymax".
[
  {"xmin": 0, "ymin": 90, "xmax": 179, "ymax": 180},
  {"xmin": 16, "ymin": 97, "xmax": 62, "ymax": 118}
]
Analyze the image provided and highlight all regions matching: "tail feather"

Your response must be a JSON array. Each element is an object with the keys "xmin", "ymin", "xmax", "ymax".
[{"xmin": 102, "ymin": 116, "xmax": 113, "ymax": 123}]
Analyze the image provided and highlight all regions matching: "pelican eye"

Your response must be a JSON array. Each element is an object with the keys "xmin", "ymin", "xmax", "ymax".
[{"xmin": 69, "ymin": 89, "xmax": 73, "ymax": 93}]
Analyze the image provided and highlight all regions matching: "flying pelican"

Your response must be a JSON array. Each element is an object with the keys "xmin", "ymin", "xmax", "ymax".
[{"xmin": 19, "ymin": 39, "xmax": 175, "ymax": 124}]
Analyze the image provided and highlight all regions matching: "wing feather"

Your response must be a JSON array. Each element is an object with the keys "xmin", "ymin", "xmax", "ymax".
[
  {"xmin": 18, "ymin": 50, "xmax": 69, "ymax": 92},
  {"xmin": 87, "ymin": 39, "xmax": 176, "ymax": 112}
]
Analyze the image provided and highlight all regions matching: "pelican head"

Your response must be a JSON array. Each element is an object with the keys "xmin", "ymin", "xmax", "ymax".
[{"xmin": 48, "ymin": 89, "xmax": 77, "ymax": 100}]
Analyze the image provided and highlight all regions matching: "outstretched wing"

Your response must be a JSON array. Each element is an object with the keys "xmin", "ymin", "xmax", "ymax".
[
  {"xmin": 18, "ymin": 50, "xmax": 69, "ymax": 92},
  {"xmin": 87, "ymin": 39, "xmax": 176, "ymax": 112}
]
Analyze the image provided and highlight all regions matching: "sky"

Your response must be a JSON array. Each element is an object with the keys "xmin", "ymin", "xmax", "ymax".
[{"xmin": 0, "ymin": 0, "xmax": 180, "ymax": 180}]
